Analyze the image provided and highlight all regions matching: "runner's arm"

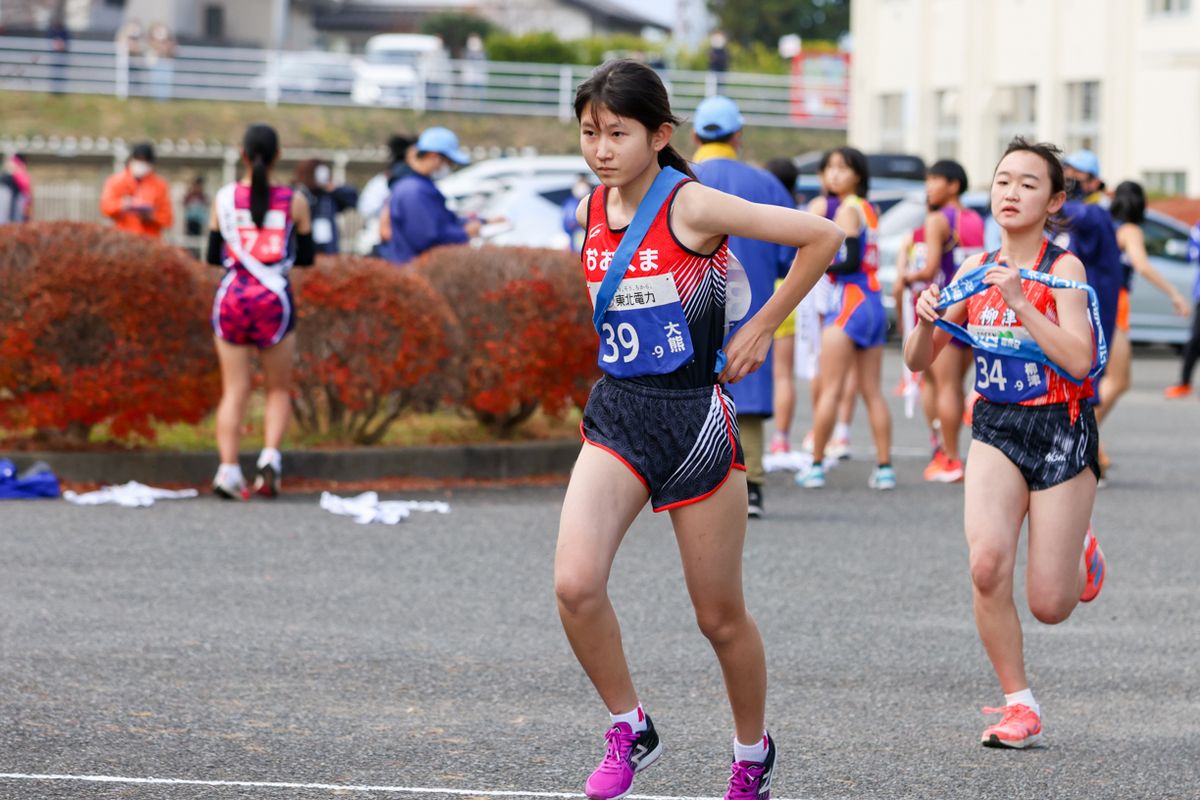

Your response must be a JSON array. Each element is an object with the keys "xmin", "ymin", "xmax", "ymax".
[
  {"xmin": 1000, "ymin": 255, "xmax": 1094, "ymax": 380},
  {"xmin": 672, "ymin": 182, "xmax": 844, "ymax": 383},
  {"xmin": 907, "ymin": 210, "xmax": 949, "ymax": 285},
  {"xmin": 1119, "ymin": 223, "xmax": 1190, "ymax": 316},
  {"xmin": 903, "ymin": 252, "xmax": 982, "ymax": 372}
]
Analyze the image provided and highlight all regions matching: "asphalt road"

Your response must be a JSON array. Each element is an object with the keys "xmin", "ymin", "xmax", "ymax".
[{"xmin": 1, "ymin": 350, "xmax": 1197, "ymax": 800}]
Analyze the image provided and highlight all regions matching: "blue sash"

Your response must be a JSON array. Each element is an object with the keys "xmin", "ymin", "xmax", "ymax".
[
  {"xmin": 590, "ymin": 167, "xmax": 701, "ymax": 378},
  {"xmin": 934, "ymin": 262, "xmax": 1108, "ymax": 395}
]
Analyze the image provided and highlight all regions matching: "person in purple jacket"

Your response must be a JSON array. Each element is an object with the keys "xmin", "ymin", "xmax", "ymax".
[{"xmin": 382, "ymin": 126, "xmax": 480, "ymax": 265}]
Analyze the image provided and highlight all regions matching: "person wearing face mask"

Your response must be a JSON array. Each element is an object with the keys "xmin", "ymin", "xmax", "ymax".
[
  {"xmin": 294, "ymin": 159, "xmax": 358, "ymax": 255},
  {"xmin": 382, "ymin": 127, "xmax": 481, "ymax": 266},
  {"xmin": 100, "ymin": 142, "xmax": 173, "ymax": 238},
  {"xmin": 1057, "ymin": 150, "xmax": 1121, "ymax": 402}
]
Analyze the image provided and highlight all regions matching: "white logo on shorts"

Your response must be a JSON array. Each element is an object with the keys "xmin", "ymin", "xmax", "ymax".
[{"xmin": 1044, "ymin": 452, "xmax": 1066, "ymax": 463}]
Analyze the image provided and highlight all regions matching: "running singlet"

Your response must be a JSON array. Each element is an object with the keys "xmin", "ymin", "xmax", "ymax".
[
  {"xmin": 212, "ymin": 183, "xmax": 297, "ymax": 348},
  {"xmin": 966, "ymin": 240, "xmax": 1094, "ymax": 407},
  {"xmin": 909, "ymin": 206, "xmax": 986, "ymax": 289},
  {"xmin": 583, "ymin": 180, "xmax": 730, "ymax": 390},
  {"xmin": 826, "ymin": 194, "xmax": 880, "ymax": 292}
]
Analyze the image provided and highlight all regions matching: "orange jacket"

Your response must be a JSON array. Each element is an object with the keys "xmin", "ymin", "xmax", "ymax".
[{"xmin": 100, "ymin": 168, "xmax": 174, "ymax": 237}]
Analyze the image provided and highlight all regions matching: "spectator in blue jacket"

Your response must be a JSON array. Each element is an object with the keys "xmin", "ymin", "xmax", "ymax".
[{"xmin": 383, "ymin": 127, "xmax": 480, "ymax": 266}]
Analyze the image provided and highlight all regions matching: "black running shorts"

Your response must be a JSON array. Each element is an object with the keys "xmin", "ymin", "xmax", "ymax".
[
  {"xmin": 972, "ymin": 398, "xmax": 1100, "ymax": 491},
  {"xmin": 581, "ymin": 377, "xmax": 745, "ymax": 511}
]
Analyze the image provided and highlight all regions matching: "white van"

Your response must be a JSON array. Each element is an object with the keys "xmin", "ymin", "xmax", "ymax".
[{"xmin": 351, "ymin": 34, "xmax": 449, "ymax": 107}]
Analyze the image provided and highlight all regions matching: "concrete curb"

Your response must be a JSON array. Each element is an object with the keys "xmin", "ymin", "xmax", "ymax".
[{"xmin": 1, "ymin": 440, "xmax": 582, "ymax": 484}]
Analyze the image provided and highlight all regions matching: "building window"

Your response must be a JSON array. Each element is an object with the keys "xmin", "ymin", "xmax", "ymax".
[
  {"xmin": 995, "ymin": 84, "xmax": 1037, "ymax": 156},
  {"xmin": 933, "ymin": 89, "xmax": 959, "ymax": 160},
  {"xmin": 1064, "ymin": 80, "xmax": 1101, "ymax": 153},
  {"xmin": 1143, "ymin": 171, "xmax": 1187, "ymax": 196},
  {"xmin": 1147, "ymin": 0, "xmax": 1191, "ymax": 15},
  {"xmin": 204, "ymin": 4, "xmax": 225, "ymax": 40},
  {"xmin": 879, "ymin": 93, "xmax": 905, "ymax": 152}
]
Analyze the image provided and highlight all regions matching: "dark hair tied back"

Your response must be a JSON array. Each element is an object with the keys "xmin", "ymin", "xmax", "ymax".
[
  {"xmin": 243, "ymin": 124, "xmax": 279, "ymax": 228},
  {"xmin": 573, "ymin": 59, "xmax": 695, "ymax": 180}
]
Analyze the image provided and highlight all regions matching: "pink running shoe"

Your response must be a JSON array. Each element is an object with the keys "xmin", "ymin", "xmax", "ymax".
[
  {"xmin": 585, "ymin": 716, "xmax": 662, "ymax": 800},
  {"xmin": 1080, "ymin": 526, "xmax": 1106, "ymax": 603},
  {"xmin": 980, "ymin": 704, "xmax": 1042, "ymax": 749},
  {"xmin": 725, "ymin": 734, "xmax": 776, "ymax": 799},
  {"xmin": 769, "ymin": 432, "xmax": 790, "ymax": 455}
]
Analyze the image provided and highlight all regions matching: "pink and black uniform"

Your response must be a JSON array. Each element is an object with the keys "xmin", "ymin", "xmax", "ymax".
[
  {"xmin": 579, "ymin": 174, "xmax": 745, "ymax": 511},
  {"xmin": 967, "ymin": 240, "xmax": 1100, "ymax": 490},
  {"xmin": 910, "ymin": 205, "xmax": 985, "ymax": 347},
  {"xmin": 212, "ymin": 183, "xmax": 297, "ymax": 349},
  {"xmin": 822, "ymin": 194, "xmax": 887, "ymax": 348}
]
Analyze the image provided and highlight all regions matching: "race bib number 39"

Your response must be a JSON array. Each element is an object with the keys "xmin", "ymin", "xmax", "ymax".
[{"xmin": 588, "ymin": 274, "xmax": 694, "ymax": 378}]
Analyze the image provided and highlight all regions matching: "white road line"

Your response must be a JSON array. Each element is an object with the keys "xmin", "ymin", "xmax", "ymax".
[{"xmin": 0, "ymin": 773, "xmax": 807, "ymax": 800}]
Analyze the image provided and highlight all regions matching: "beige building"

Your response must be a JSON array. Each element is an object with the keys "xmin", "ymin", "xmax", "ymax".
[{"xmin": 850, "ymin": 0, "xmax": 1200, "ymax": 195}]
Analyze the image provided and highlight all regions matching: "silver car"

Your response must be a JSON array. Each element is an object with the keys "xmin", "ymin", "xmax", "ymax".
[{"xmin": 875, "ymin": 192, "xmax": 1194, "ymax": 344}]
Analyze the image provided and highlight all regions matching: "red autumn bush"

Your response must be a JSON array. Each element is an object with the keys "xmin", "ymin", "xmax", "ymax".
[
  {"xmin": 417, "ymin": 245, "xmax": 598, "ymax": 435},
  {"xmin": 290, "ymin": 255, "xmax": 463, "ymax": 444},
  {"xmin": 0, "ymin": 222, "xmax": 219, "ymax": 444}
]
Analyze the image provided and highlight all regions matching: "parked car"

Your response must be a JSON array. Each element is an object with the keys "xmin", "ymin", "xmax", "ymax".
[
  {"xmin": 791, "ymin": 151, "xmax": 926, "ymax": 214},
  {"xmin": 875, "ymin": 192, "xmax": 1195, "ymax": 344},
  {"xmin": 351, "ymin": 34, "xmax": 449, "ymax": 107},
  {"xmin": 253, "ymin": 52, "xmax": 354, "ymax": 101},
  {"xmin": 438, "ymin": 156, "xmax": 598, "ymax": 250}
]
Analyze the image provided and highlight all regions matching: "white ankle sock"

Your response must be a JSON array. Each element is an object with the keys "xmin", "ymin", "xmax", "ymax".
[
  {"xmin": 217, "ymin": 463, "xmax": 244, "ymax": 484},
  {"xmin": 257, "ymin": 447, "xmax": 281, "ymax": 471},
  {"xmin": 833, "ymin": 422, "xmax": 850, "ymax": 441},
  {"xmin": 733, "ymin": 731, "xmax": 769, "ymax": 764},
  {"xmin": 1005, "ymin": 688, "xmax": 1039, "ymax": 716},
  {"xmin": 610, "ymin": 704, "xmax": 647, "ymax": 733}
]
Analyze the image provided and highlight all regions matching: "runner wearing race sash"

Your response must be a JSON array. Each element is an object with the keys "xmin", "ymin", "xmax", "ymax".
[
  {"xmin": 556, "ymin": 60, "xmax": 844, "ymax": 800},
  {"xmin": 205, "ymin": 124, "xmax": 314, "ymax": 500},
  {"xmin": 904, "ymin": 137, "xmax": 1107, "ymax": 752}
]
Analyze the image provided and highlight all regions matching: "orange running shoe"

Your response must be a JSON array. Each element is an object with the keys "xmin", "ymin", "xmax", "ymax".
[
  {"xmin": 923, "ymin": 450, "xmax": 947, "ymax": 481},
  {"xmin": 981, "ymin": 704, "xmax": 1042, "ymax": 749},
  {"xmin": 1080, "ymin": 526, "xmax": 1106, "ymax": 603},
  {"xmin": 1164, "ymin": 384, "xmax": 1192, "ymax": 399}
]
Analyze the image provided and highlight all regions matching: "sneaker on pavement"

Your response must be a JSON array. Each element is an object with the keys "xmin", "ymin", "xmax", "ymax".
[
  {"xmin": 827, "ymin": 435, "xmax": 851, "ymax": 461},
  {"xmin": 747, "ymin": 482, "xmax": 764, "ymax": 519},
  {"xmin": 924, "ymin": 452, "xmax": 963, "ymax": 483},
  {"xmin": 868, "ymin": 465, "xmax": 896, "ymax": 490},
  {"xmin": 794, "ymin": 463, "xmax": 825, "ymax": 489},
  {"xmin": 800, "ymin": 430, "xmax": 814, "ymax": 454},
  {"xmin": 1164, "ymin": 383, "xmax": 1192, "ymax": 399},
  {"xmin": 768, "ymin": 432, "xmax": 789, "ymax": 455},
  {"xmin": 585, "ymin": 717, "xmax": 662, "ymax": 800},
  {"xmin": 1080, "ymin": 526, "xmax": 1106, "ymax": 603},
  {"xmin": 253, "ymin": 464, "xmax": 281, "ymax": 498},
  {"xmin": 981, "ymin": 704, "xmax": 1042, "ymax": 749},
  {"xmin": 725, "ymin": 734, "xmax": 776, "ymax": 800},
  {"xmin": 212, "ymin": 472, "xmax": 248, "ymax": 501}
]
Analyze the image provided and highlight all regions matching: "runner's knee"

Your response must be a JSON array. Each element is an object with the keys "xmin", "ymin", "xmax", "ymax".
[
  {"xmin": 554, "ymin": 565, "xmax": 608, "ymax": 616},
  {"xmin": 968, "ymin": 546, "xmax": 1013, "ymax": 596},
  {"xmin": 694, "ymin": 602, "xmax": 747, "ymax": 645}
]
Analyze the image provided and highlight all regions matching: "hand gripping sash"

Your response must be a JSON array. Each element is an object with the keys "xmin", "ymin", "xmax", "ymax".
[
  {"xmin": 215, "ymin": 183, "xmax": 289, "ymax": 298},
  {"xmin": 933, "ymin": 261, "xmax": 1109, "ymax": 387},
  {"xmin": 590, "ymin": 167, "xmax": 707, "ymax": 377}
]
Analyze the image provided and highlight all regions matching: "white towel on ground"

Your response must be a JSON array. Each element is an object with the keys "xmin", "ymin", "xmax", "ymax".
[
  {"xmin": 319, "ymin": 491, "xmax": 451, "ymax": 525},
  {"xmin": 62, "ymin": 482, "xmax": 199, "ymax": 507}
]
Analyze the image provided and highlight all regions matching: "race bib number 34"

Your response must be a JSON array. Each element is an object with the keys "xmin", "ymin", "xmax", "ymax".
[{"xmin": 588, "ymin": 274, "xmax": 694, "ymax": 378}]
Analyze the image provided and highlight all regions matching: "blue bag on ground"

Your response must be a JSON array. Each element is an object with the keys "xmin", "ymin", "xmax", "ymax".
[{"xmin": 0, "ymin": 459, "xmax": 62, "ymax": 499}]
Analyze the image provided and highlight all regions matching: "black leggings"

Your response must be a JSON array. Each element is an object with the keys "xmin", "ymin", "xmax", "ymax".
[{"xmin": 1183, "ymin": 301, "xmax": 1200, "ymax": 386}]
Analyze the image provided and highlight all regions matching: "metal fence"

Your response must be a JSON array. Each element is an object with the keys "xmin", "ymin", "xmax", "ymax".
[{"xmin": 0, "ymin": 35, "xmax": 848, "ymax": 130}]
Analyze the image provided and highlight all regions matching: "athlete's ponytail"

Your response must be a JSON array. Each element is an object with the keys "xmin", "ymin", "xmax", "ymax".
[
  {"xmin": 574, "ymin": 59, "xmax": 696, "ymax": 180},
  {"xmin": 242, "ymin": 124, "xmax": 279, "ymax": 229}
]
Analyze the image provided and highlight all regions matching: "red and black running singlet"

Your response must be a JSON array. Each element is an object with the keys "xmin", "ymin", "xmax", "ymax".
[
  {"xmin": 583, "ymin": 181, "xmax": 730, "ymax": 390},
  {"xmin": 966, "ymin": 240, "xmax": 1095, "ymax": 408}
]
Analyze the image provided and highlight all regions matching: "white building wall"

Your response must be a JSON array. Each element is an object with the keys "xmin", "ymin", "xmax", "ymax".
[{"xmin": 850, "ymin": 0, "xmax": 1200, "ymax": 195}]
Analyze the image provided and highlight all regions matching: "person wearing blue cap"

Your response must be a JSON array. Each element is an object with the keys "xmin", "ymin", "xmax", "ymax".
[
  {"xmin": 690, "ymin": 95, "xmax": 797, "ymax": 518},
  {"xmin": 1063, "ymin": 150, "xmax": 1105, "ymax": 204},
  {"xmin": 382, "ymin": 126, "xmax": 480, "ymax": 265}
]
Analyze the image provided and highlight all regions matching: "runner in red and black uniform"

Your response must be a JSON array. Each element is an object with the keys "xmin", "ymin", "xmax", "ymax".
[
  {"xmin": 905, "ymin": 138, "xmax": 1106, "ymax": 751},
  {"xmin": 556, "ymin": 60, "xmax": 843, "ymax": 800}
]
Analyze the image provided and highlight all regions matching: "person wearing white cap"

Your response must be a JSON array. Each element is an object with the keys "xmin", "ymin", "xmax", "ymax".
[
  {"xmin": 690, "ymin": 95, "xmax": 797, "ymax": 518},
  {"xmin": 382, "ymin": 126, "xmax": 479, "ymax": 265}
]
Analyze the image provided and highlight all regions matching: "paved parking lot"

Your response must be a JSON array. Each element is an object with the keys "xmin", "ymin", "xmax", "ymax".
[{"xmin": 1, "ymin": 351, "xmax": 1197, "ymax": 799}]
